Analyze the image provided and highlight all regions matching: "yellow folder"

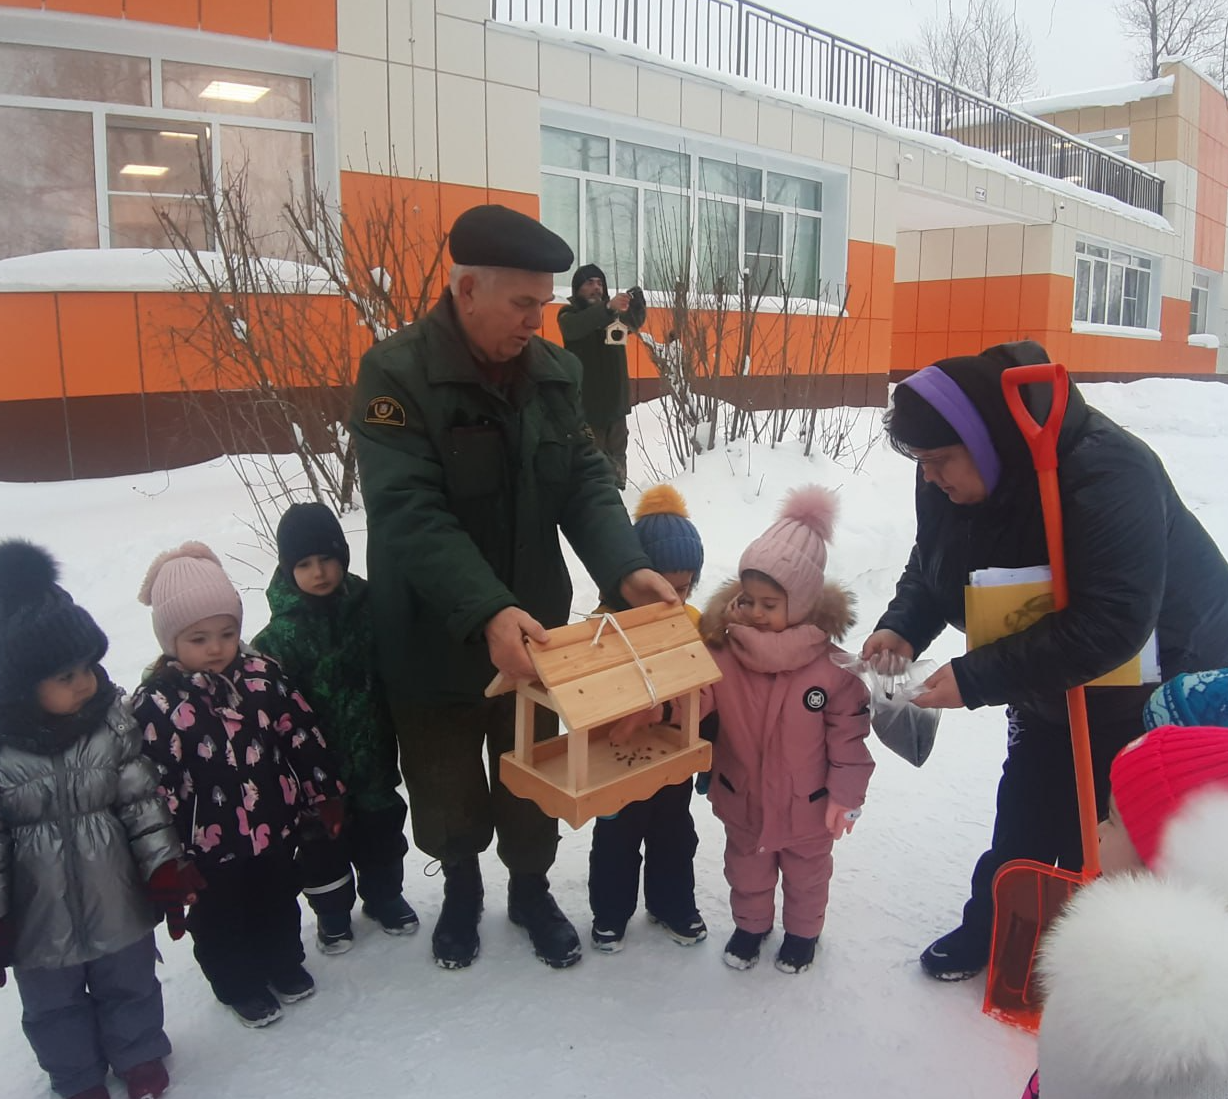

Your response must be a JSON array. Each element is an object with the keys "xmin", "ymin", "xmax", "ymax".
[{"xmin": 965, "ymin": 578, "xmax": 1157, "ymax": 687}]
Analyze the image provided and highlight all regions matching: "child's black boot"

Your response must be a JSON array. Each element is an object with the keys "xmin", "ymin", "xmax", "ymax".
[
  {"xmin": 774, "ymin": 932, "xmax": 819, "ymax": 974},
  {"xmin": 722, "ymin": 927, "xmax": 771, "ymax": 970},
  {"xmin": 363, "ymin": 894, "xmax": 420, "ymax": 935}
]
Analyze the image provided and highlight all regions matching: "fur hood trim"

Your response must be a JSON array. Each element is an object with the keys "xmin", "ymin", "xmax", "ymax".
[
  {"xmin": 1155, "ymin": 789, "xmax": 1228, "ymax": 902},
  {"xmin": 1038, "ymin": 872, "xmax": 1228, "ymax": 1097},
  {"xmin": 699, "ymin": 576, "xmax": 857, "ymax": 646}
]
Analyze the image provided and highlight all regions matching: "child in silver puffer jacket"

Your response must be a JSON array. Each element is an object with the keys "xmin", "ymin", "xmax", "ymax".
[{"xmin": 0, "ymin": 541, "xmax": 202, "ymax": 1099}]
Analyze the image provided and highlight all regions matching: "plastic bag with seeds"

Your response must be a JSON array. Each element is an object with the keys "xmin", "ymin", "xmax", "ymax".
[{"xmin": 830, "ymin": 651, "xmax": 941, "ymax": 768}]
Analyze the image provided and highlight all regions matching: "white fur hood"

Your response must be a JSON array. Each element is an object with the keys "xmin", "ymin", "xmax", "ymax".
[{"xmin": 1037, "ymin": 791, "xmax": 1228, "ymax": 1099}]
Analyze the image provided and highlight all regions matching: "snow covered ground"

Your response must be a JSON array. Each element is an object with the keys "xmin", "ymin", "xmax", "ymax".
[{"xmin": 3, "ymin": 378, "xmax": 1227, "ymax": 1098}]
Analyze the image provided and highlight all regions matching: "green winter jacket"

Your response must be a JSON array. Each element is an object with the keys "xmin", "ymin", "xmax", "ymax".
[
  {"xmin": 557, "ymin": 297, "xmax": 631, "ymax": 427},
  {"xmin": 350, "ymin": 291, "xmax": 652, "ymax": 706},
  {"xmin": 251, "ymin": 571, "xmax": 402, "ymax": 812}
]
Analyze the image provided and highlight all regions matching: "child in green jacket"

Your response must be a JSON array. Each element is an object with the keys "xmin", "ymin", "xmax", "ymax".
[{"xmin": 252, "ymin": 504, "xmax": 417, "ymax": 954}]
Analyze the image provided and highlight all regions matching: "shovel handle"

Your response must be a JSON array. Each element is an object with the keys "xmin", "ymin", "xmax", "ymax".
[{"xmin": 1000, "ymin": 362, "xmax": 1100, "ymax": 881}]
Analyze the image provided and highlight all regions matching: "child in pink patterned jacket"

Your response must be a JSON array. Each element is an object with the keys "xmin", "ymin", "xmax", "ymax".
[{"xmin": 696, "ymin": 485, "xmax": 874, "ymax": 975}]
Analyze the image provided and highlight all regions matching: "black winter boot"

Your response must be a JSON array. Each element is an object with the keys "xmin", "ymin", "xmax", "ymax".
[
  {"xmin": 774, "ymin": 932, "xmax": 819, "ymax": 974},
  {"xmin": 919, "ymin": 925, "xmax": 990, "ymax": 981},
  {"xmin": 508, "ymin": 873, "xmax": 582, "ymax": 969},
  {"xmin": 432, "ymin": 857, "xmax": 484, "ymax": 970}
]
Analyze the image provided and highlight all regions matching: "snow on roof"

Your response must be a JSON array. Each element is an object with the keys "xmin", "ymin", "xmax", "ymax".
[
  {"xmin": 1014, "ymin": 76, "xmax": 1175, "ymax": 117},
  {"xmin": 0, "ymin": 248, "xmax": 337, "ymax": 293},
  {"xmin": 504, "ymin": 22, "xmax": 1172, "ymax": 234}
]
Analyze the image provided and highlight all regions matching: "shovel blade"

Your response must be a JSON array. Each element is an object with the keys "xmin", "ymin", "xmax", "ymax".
[{"xmin": 982, "ymin": 860, "xmax": 1083, "ymax": 1031}]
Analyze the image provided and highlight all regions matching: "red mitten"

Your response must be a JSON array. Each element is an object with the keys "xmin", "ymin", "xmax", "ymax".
[
  {"xmin": 316, "ymin": 798, "xmax": 345, "ymax": 839},
  {"xmin": 147, "ymin": 860, "xmax": 207, "ymax": 941}
]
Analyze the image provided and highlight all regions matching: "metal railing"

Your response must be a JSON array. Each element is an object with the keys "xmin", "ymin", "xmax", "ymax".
[{"xmin": 492, "ymin": 0, "xmax": 1165, "ymax": 214}]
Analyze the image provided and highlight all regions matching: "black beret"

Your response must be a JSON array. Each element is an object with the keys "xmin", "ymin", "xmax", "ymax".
[{"xmin": 448, "ymin": 204, "xmax": 574, "ymax": 272}]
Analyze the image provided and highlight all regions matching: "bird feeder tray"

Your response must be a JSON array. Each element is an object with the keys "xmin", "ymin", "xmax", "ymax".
[{"xmin": 487, "ymin": 602, "xmax": 721, "ymax": 828}]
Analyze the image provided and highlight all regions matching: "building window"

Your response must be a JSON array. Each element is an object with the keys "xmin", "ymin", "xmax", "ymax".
[
  {"xmin": 1191, "ymin": 270, "xmax": 1213, "ymax": 335},
  {"xmin": 1074, "ymin": 240, "xmax": 1155, "ymax": 329},
  {"xmin": 540, "ymin": 125, "xmax": 827, "ymax": 302},
  {"xmin": 0, "ymin": 41, "xmax": 318, "ymax": 261},
  {"xmin": 1079, "ymin": 128, "xmax": 1131, "ymax": 158}
]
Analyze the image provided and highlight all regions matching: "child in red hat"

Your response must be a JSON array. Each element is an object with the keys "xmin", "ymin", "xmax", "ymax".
[{"xmin": 1028, "ymin": 725, "xmax": 1228, "ymax": 1099}]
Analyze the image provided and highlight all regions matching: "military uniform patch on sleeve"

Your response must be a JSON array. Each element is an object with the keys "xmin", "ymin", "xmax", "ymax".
[{"xmin": 365, "ymin": 396, "xmax": 407, "ymax": 427}]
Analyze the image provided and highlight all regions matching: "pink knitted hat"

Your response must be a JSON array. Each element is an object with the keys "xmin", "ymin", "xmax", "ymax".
[
  {"xmin": 138, "ymin": 542, "xmax": 243, "ymax": 655},
  {"xmin": 738, "ymin": 485, "xmax": 838, "ymax": 625},
  {"xmin": 1110, "ymin": 724, "xmax": 1228, "ymax": 868}
]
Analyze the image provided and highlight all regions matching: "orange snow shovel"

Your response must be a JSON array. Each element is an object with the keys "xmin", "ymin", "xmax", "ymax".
[{"xmin": 981, "ymin": 362, "xmax": 1101, "ymax": 1031}]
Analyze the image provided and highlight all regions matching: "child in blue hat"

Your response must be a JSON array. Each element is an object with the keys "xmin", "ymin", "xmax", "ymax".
[{"xmin": 587, "ymin": 486, "xmax": 709, "ymax": 953}]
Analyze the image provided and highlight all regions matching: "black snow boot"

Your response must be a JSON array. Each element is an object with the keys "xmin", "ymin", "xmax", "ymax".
[
  {"xmin": 919, "ymin": 925, "xmax": 990, "ymax": 982},
  {"xmin": 774, "ymin": 932, "xmax": 819, "ymax": 974},
  {"xmin": 508, "ymin": 873, "xmax": 582, "ymax": 969},
  {"xmin": 432, "ymin": 857, "xmax": 484, "ymax": 970}
]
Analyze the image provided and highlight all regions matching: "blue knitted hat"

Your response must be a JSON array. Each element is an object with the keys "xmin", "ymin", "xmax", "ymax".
[
  {"xmin": 1144, "ymin": 669, "xmax": 1228, "ymax": 731},
  {"xmin": 633, "ymin": 485, "xmax": 704, "ymax": 580}
]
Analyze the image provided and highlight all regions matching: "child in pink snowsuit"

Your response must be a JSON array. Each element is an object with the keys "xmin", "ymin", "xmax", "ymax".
[{"xmin": 698, "ymin": 485, "xmax": 874, "ymax": 974}]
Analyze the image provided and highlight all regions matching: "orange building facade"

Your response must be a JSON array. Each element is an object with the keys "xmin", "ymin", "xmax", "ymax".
[{"xmin": 0, "ymin": 0, "xmax": 1223, "ymax": 479}]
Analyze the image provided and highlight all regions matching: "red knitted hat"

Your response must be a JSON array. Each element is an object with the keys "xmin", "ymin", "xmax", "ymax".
[{"xmin": 1110, "ymin": 725, "xmax": 1228, "ymax": 868}]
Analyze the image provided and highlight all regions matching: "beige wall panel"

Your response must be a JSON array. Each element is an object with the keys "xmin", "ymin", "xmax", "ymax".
[
  {"xmin": 639, "ymin": 69, "xmax": 683, "ymax": 127},
  {"xmin": 436, "ymin": 14, "xmax": 486, "ymax": 79},
  {"xmin": 539, "ymin": 42, "xmax": 590, "ymax": 105},
  {"xmin": 681, "ymin": 80, "xmax": 722, "ymax": 136},
  {"xmin": 985, "ymin": 222, "xmax": 1024, "ymax": 276},
  {"xmin": 720, "ymin": 90, "xmax": 758, "ymax": 142},
  {"xmin": 791, "ymin": 110, "xmax": 824, "ymax": 158},
  {"xmin": 757, "ymin": 101, "xmax": 792, "ymax": 152},
  {"xmin": 822, "ymin": 120, "xmax": 854, "ymax": 167},
  {"xmin": 951, "ymin": 225, "xmax": 988, "ymax": 279},
  {"xmin": 486, "ymin": 84, "xmax": 541, "ymax": 192},
  {"xmin": 896, "ymin": 230, "xmax": 921, "ymax": 281},
  {"xmin": 919, "ymin": 228, "xmax": 954, "ymax": 280},
  {"xmin": 590, "ymin": 56, "xmax": 638, "ymax": 116},
  {"xmin": 873, "ymin": 175, "xmax": 898, "ymax": 245},
  {"xmin": 851, "ymin": 127, "xmax": 877, "ymax": 172},
  {"xmin": 339, "ymin": 52, "xmax": 392, "ymax": 173},
  {"xmin": 437, "ymin": 72, "xmax": 488, "ymax": 186},
  {"xmin": 389, "ymin": 0, "xmax": 436, "ymax": 68},
  {"xmin": 486, "ymin": 27, "xmax": 539, "ymax": 89},
  {"xmin": 338, "ymin": 0, "xmax": 387, "ymax": 60}
]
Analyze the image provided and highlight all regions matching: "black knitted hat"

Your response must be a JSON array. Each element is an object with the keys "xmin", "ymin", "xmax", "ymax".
[
  {"xmin": 449, "ymin": 204, "xmax": 574, "ymax": 272},
  {"xmin": 276, "ymin": 503, "xmax": 351, "ymax": 583},
  {"xmin": 0, "ymin": 541, "xmax": 108, "ymax": 706}
]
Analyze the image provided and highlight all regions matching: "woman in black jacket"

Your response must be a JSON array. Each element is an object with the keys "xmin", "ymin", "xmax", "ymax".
[{"xmin": 864, "ymin": 341, "xmax": 1228, "ymax": 980}]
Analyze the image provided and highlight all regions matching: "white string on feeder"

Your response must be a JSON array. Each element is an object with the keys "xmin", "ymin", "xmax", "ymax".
[{"xmin": 588, "ymin": 612, "xmax": 659, "ymax": 706}]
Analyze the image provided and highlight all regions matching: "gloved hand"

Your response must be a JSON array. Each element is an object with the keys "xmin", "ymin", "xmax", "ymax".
[
  {"xmin": 317, "ymin": 797, "xmax": 345, "ymax": 839},
  {"xmin": 0, "ymin": 916, "xmax": 13, "ymax": 987},
  {"xmin": 147, "ymin": 859, "xmax": 207, "ymax": 941}
]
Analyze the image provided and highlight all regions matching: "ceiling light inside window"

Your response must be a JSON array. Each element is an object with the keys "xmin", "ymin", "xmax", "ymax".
[
  {"xmin": 199, "ymin": 80, "xmax": 270, "ymax": 104},
  {"xmin": 159, "ymin": 131, "xmax": 200, "ymax": 140},
  {"xmin": 121, "ymin": 164, "xmax": 170, "ymax": 177},
  {"xmin": 1115, "ymin": 133, "xmax": 1126, "ymax": 141}
]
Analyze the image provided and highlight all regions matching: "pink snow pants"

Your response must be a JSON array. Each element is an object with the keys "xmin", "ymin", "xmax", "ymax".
[{"xmin": 723, "ymin": 826, "xmax": 834, "ymax": 939}]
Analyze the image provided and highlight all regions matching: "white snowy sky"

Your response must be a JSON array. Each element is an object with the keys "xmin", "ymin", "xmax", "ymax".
[{"xmin": 780, "ymin": 0, "xmax": 1138, "ymax": 98}]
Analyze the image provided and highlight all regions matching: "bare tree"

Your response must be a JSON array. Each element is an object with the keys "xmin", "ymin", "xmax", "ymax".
[
  {"xmin": 155, "ymin": 159, "xmax": 447, "ymax": 547},
  {"xmin": 1115, "ymin": 0, "xmax": 1228, "ymax": 82},
  {"xmin": 899, "ymin": 0, "xmax": 1038, "ymax": 102}
]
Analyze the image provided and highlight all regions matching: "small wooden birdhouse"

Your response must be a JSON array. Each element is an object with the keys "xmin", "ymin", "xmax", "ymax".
[{"xmin": 487, "ymin": 602, "xmax": 721, "ymax": 829}]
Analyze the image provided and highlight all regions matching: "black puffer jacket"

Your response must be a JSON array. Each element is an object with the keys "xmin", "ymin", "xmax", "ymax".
[{"xmin": 876, "ymin": 350, "xmax": 1228, "ymax": 714}]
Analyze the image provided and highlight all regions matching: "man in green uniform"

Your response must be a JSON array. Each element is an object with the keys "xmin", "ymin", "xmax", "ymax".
[
  {"xmin": 557, "ymin": 264, "xmax": 643, "ymax": 489},
  {"xmin": 350, "ymin": 205, "xmax": 677, "ymax": 971}
]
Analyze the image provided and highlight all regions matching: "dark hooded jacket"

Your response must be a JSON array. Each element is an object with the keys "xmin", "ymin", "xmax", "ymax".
[
  {"xmin": 875, "ymin": 342, "xmax": 1228, "ymax": 715},
  {"xmin": 251, "ymin": 570, "xmax": 403, "ymax": 814},
  {"xmin": 557, "ymin": 264, "xmax": 643, "ymax": 427}
]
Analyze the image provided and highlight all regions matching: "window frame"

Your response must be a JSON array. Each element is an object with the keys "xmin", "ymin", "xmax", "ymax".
[
  {"xmin": 0, "ymin": 12, "xmax": 337, "ymax": 256},
  {"xmin": 1190, "ymin": 268, "xmax": 1216, "ymax": 337},
  {"xmin": 539, "ymin": 108, "xmax": 847, "ymax": 313},
  {"xmin": 1072, "ymin": 236, "xmax": 1161, "ymax": 337}
]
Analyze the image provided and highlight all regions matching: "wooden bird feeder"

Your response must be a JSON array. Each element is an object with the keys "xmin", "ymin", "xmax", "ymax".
[{"xmin": 487, "ymin": 602, "xmax": 721, "ymax": 828}]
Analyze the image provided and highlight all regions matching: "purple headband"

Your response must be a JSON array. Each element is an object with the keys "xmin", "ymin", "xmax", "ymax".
[{"xmin": 899, "ymin": 366, "xmax": 1002, "ymax": 496}]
